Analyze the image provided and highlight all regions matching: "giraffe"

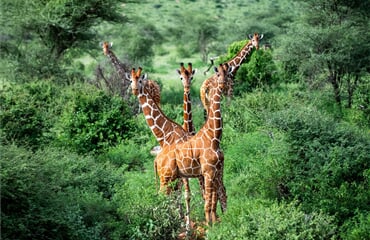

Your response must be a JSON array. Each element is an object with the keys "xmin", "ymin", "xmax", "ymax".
[
  {"xmin": 176, "ymin": 62, "xmax": 228, "ymax": 215},
  {"xmin": 176, "ymin": 62, "xmax": 196, "ymax": 136},
  {"xmin": 127, "ymin": 67, "xmax": 189, "ymax": 147},
  {"xmin": 100, "ymin": 41, "xmax": 133, "ymax": 98},
  {"xmin": 200, "ymin": 33, "xmax": 264, "ymax": 113},
  {"xmin": 127, "ymin": 67, "xmax": 196, "ymax": 228},
  {"xmin": 155, "ymin": 63, "xmax": 231, "ymax": 225}
]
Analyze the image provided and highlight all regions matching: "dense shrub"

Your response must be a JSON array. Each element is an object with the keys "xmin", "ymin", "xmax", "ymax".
[
  {"xmin": 268, "ymin": 106, "xmax": 370, "ymax": 223},
  {"xmin": 207, "ymin": 199, "xmax": 337, "ymax": 239},
  {"xmin": 55, "ymin": 84, "xmax": 137, "ymax": 154},
  {"xmin": 1, "ymin": 145, "xmax": 125, "ymax": 240},
  {"xmin": 112, "ymin": 171, "xmax": 183, "ymax": 240},
  {"xmin": 0, "ymin": 81, "xmax": 61, "ymax": 149},
  {"xmin": 224, "ymin": 131, "xmax": 290, "ymax": 200},
  {"xmin": 98, "ymin": 139, "xmax": 152, "ymax": 171},
  {"xmin": 340, "ymin": 210, "xmax": 370, "ymax": 240}
]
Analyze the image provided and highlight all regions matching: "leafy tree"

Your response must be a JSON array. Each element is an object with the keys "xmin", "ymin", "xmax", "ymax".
[
  {"xmin": 0, "ymin": 0, "xmax": 135, "ymax": 82},
  {"xmin": 278, "ymin": 0, "xmax": 370, "ymax": 108}
]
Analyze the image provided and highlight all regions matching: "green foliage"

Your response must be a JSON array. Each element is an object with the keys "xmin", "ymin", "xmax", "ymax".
[
  {"xmin": 207, "ymin": 199, "xmax": 337, "ymax": 239},
  {"xmin": 0, "ymin": 81, "xmax": 61, "ymax": 149},
  {"xmin": 113, "ymin": 171, "xmax": 183, "ymax": 239},
  {"xmin": 235, "ymin": 49, "xmax": 279, "ymax": 93},
  {"xmin": 55, "ymin": 84, "xmax": 136, "ymax": 154},
  {"xmin": 224, "ymin": 131, "xmax": 290, "ymax": 200},
  {"xmin": 114, "ymin": 20, "xmax": 163, "ymax": 66},
  {"xmin": 278, "ymin": 0, "xmax": 370, "ymax": 107},
  {"xmin": 0, "ymin": 0, "xmax": 133, "ymax": 83},
  {"xmin": 98, "ymin": 139, "xmax": 151, "ymax": 171},
  {"xmin": 269, "ymin": 106, "xmax": 370, "ymax": 223},
  {"xmin": 222, "ymin": 88, "xmax": 292, "ymax": 135},
  {"xmin": 340, "ymin": 210, "xmax": 370, "ymax": 240},
  {"xmin": 1, "ymin": 145, "xmax": 125, "ymax": 240}
]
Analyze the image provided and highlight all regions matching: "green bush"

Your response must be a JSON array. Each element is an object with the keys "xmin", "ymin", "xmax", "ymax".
[
  {"xmin": 56, "ymin": 84, "xmax": 137, "ymax": 154},
  {"xmin": 340, "ymin": 210, "xmax": 370, "ymax": 240},
  {"xmin": 112, "ymin": 171, "xmax": 183, "ymax": 240},
  {"xmin": 207, "ymin": 199, "xmax": 337, "ymax": 240},
  {"xmin": 1, "ymin": 145, "xmax": 125, "ymax": 240},
  {"xmin": 0, "ymin": 81, "xmax": 61, "ymax": 149},
  {"xmin": 224, "ymin": 131, "xmax": 290, "ymax": 200},
  {"xmin": 268, "ymin": 106, "xmax": 370, "ymax": 223},
  {"xmin": 99, "ymin": 139, "xmax": 152, "ymax": 171}
]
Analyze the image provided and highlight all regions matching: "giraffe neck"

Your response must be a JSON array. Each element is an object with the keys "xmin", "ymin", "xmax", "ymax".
[
  {"xmin": 138, "ymin": 84, "xmax": 187, "ymax": 147},
  {"xmin": 227, "ymin": 41, "xmax": 254, "ymax": 76},
  {"xmin": 183, "ymin": 88, "xmax": 195, "ymax": 135},
  {"xmin": 204, "ymin": 84, "xmax": 223, "ymax": 142},
  {"xmin": 107, "ymin": 50, "xmax": 126, "ymax": 80}
]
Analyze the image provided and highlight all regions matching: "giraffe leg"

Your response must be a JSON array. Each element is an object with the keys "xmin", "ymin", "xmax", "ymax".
[
  {"xmin": 175, "ymin": 179, "xmax": 184, "ymax": 220},
  {"xmin": 198, "ymin": 175, "xmax": 205, "ymax": 200},
  {"xmin": 210, "ymin": 182, "xmax": 218, "ymax": 224},
  {"xmin": 218, "ymin": 181, "xmax": 227, "ymax": 213},
  {"xmin": 203, "ymin": 176, "xmax": 213, "ymax": 225},
  {"xmin": 182, "ymin": 178, "xmax": 192, "ymax": 237}
]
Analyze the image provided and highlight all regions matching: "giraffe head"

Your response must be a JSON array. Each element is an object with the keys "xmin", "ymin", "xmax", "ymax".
[
  {"xmin": 100, "ymin": 41, "xmax": 113, "ymax": 55},
  {"xmin": 247, "ymin": 33, "xmax": 264, "ymax": 50},
  {"xmin": 213, "ymin": 63, "xmax": 229, "ymax": 89},
  {"xmin": 176, "ymin": 62, "xmax": 196, "ymax": 90},
  {"xmin": 127, "ymin": 67, "xmax": 146, "ymax": 96}
]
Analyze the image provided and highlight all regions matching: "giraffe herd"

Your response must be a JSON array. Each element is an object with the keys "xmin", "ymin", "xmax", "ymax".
[{"xmin": 102, "ymin": 33, "xmax": 263, "ymax": 234}]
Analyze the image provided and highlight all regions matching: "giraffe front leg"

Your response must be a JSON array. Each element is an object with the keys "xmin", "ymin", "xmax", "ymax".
[
  {"xmin": 210, "ymin": 183, "xmax": 218, "ymax": 224},
  {"xmin": 182, "ymin": 178, "xmax": 192, "ymax": 237},
  {"xmin": 203, "ymin": 177, "xmax": 213, "ymax": 225}
]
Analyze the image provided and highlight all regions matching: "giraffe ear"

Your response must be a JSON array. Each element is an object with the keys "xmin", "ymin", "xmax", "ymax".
[
  {"xmin": 125, "ymin": 72, "xmax": 131, "ymax": 81},
  {"xmin": 259, "ymin": 34, "xmax": 264, "ymax": 40},
  {"xmin": 248, "ymin": 34, "xmax": 253, "ymax": 40},
  {"xmin": 176, "ymin": 69, "xmax": 181, "ymax": 76},
  {"xmin": 109, "ymin": 42, "xmax": 113, "ymax": 48},
  {"xmin": 192, "ymin": 69, "xmax": 197, "ymax": 75},
  {"xmin": 228, "ymin": 66, "xmax": 234, "ymax": 75},
  {"xmin": 141, "ymin": 73, "xmax": 148, "ymax": 81},
  {"xmin": 99, "ymin": 41, "xmax": 104, "ymax": 47},
  {"xmin": 213, "ymin": 66, "xmax": 218, "ymax": 73}
]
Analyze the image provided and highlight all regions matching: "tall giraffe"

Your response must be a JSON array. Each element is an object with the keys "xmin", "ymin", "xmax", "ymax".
[
  {"xmin": 176, "ymin": 62, "xmax": 196, "ymax": 136},
  {"xmin": 100, "ymin": 41, "xmax": 132, "ymax": 98},
  {"xmin": 176, "ymin": 62, "xmax": 227, "ymax": 216},
  {"xmin": 127, "ymin": 67, "xmax": 188, "ymax": 147},
  {"xmin": 155, "ymin": 63, "xmax": 230, "ymax": 225},
  {"xmin": 177, "ymin": 63, "xmax": 229, "ymax": 212},
  {"xmin": 127, "ymin": 67, "xmax": 195, "ymax": 227},
  {"xmin": 200, "ymin": 33, "xmax": 264, "ymax": 113}
]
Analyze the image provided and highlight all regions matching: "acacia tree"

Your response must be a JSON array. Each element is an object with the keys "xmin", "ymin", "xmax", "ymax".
[
  {"xmin": 279, "ymin": 0, "xmax": 370, "ymax": 108},
  {"xmin": 0, "ymin": 0, "xmax": 136, "ymax": 82}
]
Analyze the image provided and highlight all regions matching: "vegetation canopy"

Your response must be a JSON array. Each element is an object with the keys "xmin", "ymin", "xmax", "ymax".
[{"xmin": 1, "ymin": 0, "xmax": 369, "ymax": 239}]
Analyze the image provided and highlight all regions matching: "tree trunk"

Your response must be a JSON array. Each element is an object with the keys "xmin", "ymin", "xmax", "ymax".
[
  {"xmin": 346, "ymin": 75, "xmax": 359, "ymax": 109},
  {"xmin": 328, "ymin": 70, "xmax": 342, "ymax": 107}
]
